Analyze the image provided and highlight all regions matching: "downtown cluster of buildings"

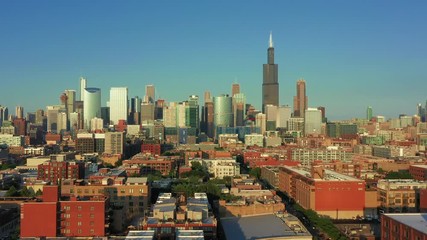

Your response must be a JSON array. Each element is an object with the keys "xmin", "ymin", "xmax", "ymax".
[{"xmin": 0, "ymin": 34, "xmax": 427, "ymax": 239}]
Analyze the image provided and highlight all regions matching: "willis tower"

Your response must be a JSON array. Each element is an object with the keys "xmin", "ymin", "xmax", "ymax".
[{"xmin": 262, "ymin": 32, "xmax": 279, "ymax": 113}]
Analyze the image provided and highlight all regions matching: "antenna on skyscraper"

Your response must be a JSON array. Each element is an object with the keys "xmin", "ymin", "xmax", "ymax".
[{"xmin": 269, "ymin": 31, "xmax": 273, "ymax": 48}]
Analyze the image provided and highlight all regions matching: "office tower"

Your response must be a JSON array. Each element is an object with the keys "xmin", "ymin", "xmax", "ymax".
[
  {"xmin": 26, "ymin": 112, "xmax": 36, "ymax": 124},
  {"xmin": 204, "ymin": 102, "xmax": 214, "ymax": 138},
  {"xmin": 69, "ymin": 112, "xmax": 79, "ymax": 133},
  {"xmin": 145, "ymin": 84, "xmax": 155, "ymax": 103},
  {"xmin": 233, "ymin": 93, "xmax": 246, "ymax": 127},
  {"xmin": 46, "ymin": 106, "xmax": 61, "ymax": 133},
  {"xmin": 109, "ymin": 87, "xmax": 128, "ymax": 125},
  {"xmin": 293, "ymin": 79, "xmax": 308, "ymax": 117},
  {"xmin": 232, "ymin": 83, "xmax": 240, "ymax": 97},
  {"xmin": 367, "ymin": 106, "xmax": 373, "ymax": 121},
  {"xmin": 0, "ymin": 106, "xmax": 8, "ymax": 126},
  {"xmin": 129, "ymin": 96, "xmax": 141, "ymax": 124},
  {"xmin": 64, "ymin": 90, "xmax": 76, "ymax": 117},
  {"xmin": 304, "ymin": 108, "xmax": 322, "ymax": 136},
  {"xmin": 155, "ymin": 99, "xmax": 165, "ymax": 120},
  {"xmin": 265, "ymin": 105, "xmax": 278, "ymax": 131},
  {"xmin": 13, "ymin": 118, "xmax": 26, "ymax": 136},
  {"xmin": 262, "ymin": 32, "xmax": 279, "ymax": 113},
  {"xmin": 277, "ymin": 105, "xmax": 292, "ymax": 129},
  {"xmin": 176, "ymin": 102, "xmax": 186, "ymax": 127},
  {"xmin": 141, "ymin": 101, "xmax": 155, "ymax": 123},
  {"xmin": 100, "ymin": 107, "xmax": 110, "ymax": 127},
  {"xmin": 201, "ymin": 91, "xmax": 212, "ymax": 134},
  {"xmin": 83, "ymin": 88, "xmax": 101, "ymax": 130},
  {"xmin": 90, "ymin": 117, "xmax": 104, "ymax": 131},
  {"xmin": 255, "ymin": 113, "xmax": 267, "ymax": 134},
  {"xmin": 186, "ymin": 95, "xmax": 200, "ymax": 134},
  {"xmin": 57, "ymin": 112, "xmax": 68, "ymax": 133},
  {"xmin": 15, "ymin": 106, "xmax": 24, "ymax": 119},
  {"xmin": 79, "ymin": 77, "xmax": 87, "ymax": 101},
  {"xmin": 35, "ymin": 109, "xmax": 44, "ymax": 125},
  {"xmin": 75, "ymin": 101, "xmax": 84, "ymax": 129},
  {"xmin": 163, "ymin": 103, "xmax": 177, "ymax": 127},
  {"xmin": 213, "ymin": 94, "xmax": 233, "ymax": 131},
  {"xmin": 317, "ymin": 106, "xmax": 326, "ymax": 123}
]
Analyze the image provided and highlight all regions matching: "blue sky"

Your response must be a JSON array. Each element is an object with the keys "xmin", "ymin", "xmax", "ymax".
[{"xmin": 0, "ymin": 0, "xmax": 426, "ymax": 120}]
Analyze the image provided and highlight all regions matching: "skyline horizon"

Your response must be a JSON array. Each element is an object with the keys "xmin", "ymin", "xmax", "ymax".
[{"xmin": 1, "ymin": 1, "xmax": 426, "ymax": 120}]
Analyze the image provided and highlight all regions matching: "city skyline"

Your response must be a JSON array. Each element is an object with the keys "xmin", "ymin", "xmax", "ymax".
[{"xmin": 1, "ymin": 1, "xmax": 427, "ymax": 120}]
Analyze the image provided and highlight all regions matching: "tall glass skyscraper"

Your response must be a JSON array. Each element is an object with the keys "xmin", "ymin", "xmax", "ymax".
[
  {"xmin": 109, "ymin": 87, "xmax": 128, "ymax": 125},
  {"xmin": 80, "ymin": 77, "xmax": 87, "ymax": 101},
  {"xmin": 262, "ymin": 32, "xmax": 279, "ymax": 113},
  {"xmin": 83, "ymin": 88, "xmax": 101, "ymax": 130},
  {"xmin": 214, "ymin": 94, "xmax": 233, "ymax": 129}
]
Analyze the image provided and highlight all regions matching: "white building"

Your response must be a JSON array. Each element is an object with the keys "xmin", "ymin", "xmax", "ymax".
[
  {"xmin": 245, "ymin": 134, "xmax": 264, "ymax": 147},
  {"xmin": 190, "ymin": 158, "xmax": 240, "ymax": 179},
  {"xmin": 304, "ymin": 108, "xmax": 322, "ymax": 135},
  {"xmin": 0, "ymin": 134, "xmax": 25, "ymax": 147},
  {"xmin": 83, "ymin": 88, "xmax": 101, "ymax": 130},
  {"xmin": 109, "ymin": 87, "xmax": 128, "ymax": 125},
  {"xmin": 277, "ymin": 105, "xmax": 292, "ymax": 128}
]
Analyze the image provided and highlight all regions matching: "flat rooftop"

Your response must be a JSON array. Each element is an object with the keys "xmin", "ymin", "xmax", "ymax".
[
  {"xmin": 384, "ymin": 213, "xmax": 427, "ymax": 234},
  {"xmin": 221, "ymin": 213, "xmax": 311, "ymax": 240}
]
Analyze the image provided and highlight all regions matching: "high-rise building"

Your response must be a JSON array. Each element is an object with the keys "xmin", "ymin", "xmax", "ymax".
[
  {"xmin": 293, "ymin": 79, "xmax": 308, "ymax": 117},
  {"xmin": 163, "ymin": 103, "xmax": 177, "ymax": 128},
  {"xmin": 79, "ymin": 77, "xmax": 87, "ymax": 101},
  {"xmin": 255, "ymin": 113, "xmax": 267, "ymax": 134},
  {"xmin": 15, "ymin": 106, "xmax": 24, "ymax": 119},
  {"xmin": 64, "ymin": 90, "xmax": 76, "ymax": 117},
  {"xmin": 304, "ymin": 108, "xmax": 322, "ymax": 136},
  {"xmin": 262, "ymin": 32, "xmax": 279, "ymax": 113},
  {"xmin": 0, "ymin": 106, "xmax": 8, "ymax": 126},
  {"xmin": 105, "ymin": 132, "xmax": 124, "ymax": 155},
  {"xmin": 231, "ymin": 83, "xmax": 240, "ymax": 97},
  {"xmin": 145, "ymin": 84, "xmax": 155, "ymax": 103},
  {"xmin": 204, "ymin": 101, "xmax": 214, "ymax": 138},
  {"xmin": 367, "ymin": 106, "xmax": 373, "ymax": 121},
  {"xmin": 213, "ymin": 94, "xmax": 233, "ymax": 130},
  {"xmin": 155, "ymin": 99, "xmax": 165, "ymax": 120},
  {"xmin": 141, "ymin": 101, "xmax": 155, "ymax": 123},
  {"xmin": 109, "ymin": 87, "xmax": 128, "ymax": 125},
  {"xmin": 83, "ymin": 88, "xmax": 101, "ymax": 130},
  {"xmin": 46, "ymin": 106, "xmax": 61, "ymax": 133},
  {"xmin": 186, "ymin": 95, "xmax": 200, "ymax": 133},
  {"xmin": 277, "ymin": 105, "xmax": 292, "ymax": 129},
  {"xmin": 35, "ymin": 109, "xmax": 44, "ymax": 126},
  {"xmin": 129, "ymin": 96, "xmax": 141, "ymax": 124},
  {"xmin": 265, "ymin": 105, "xmax": 278, "ymax": 131},
  {"xmin": 57, "ymin": 112, "xmax": 68, "ymax": 133},
  {"xmin": 233, "ymin": 93, "xmax": 246, "ymax": 127},
  {"xmin": 317, "ymin": 106, "xmax": 326, "ymax": 123}
]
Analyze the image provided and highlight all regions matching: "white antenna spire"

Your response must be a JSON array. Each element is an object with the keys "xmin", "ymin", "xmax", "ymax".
[{"xmin": 269, "ymin": 31, "xmax": 273, "ymax": 48}]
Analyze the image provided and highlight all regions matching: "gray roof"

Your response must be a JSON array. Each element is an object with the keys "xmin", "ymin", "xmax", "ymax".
[
  {"xmin": 221, "ymin": 214, "xmax": 311, "ymax": 240},
  {"xmin": 127, "ymin": 177, "xmax": 148, "ymax": 184},
  {"xmin": 384, "ymin": 213, "xmax": 427, "ymax": 234}
]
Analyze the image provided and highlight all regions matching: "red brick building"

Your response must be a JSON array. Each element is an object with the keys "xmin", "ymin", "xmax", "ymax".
[
  {"xmin": 21, "ymin": 185, "xmax": 110, "ymax": 238},
  {"xmin": 381, "ymin": 213, "xmax": 427, "ymax": 240},
  {"xmin": 278, "ymin": 165, "xmax": 366, "ymax": 219},
  {"xmin": 141, "ymin": 143, "xmax": 161, "ymax": 155},
  {"xmin": 37, "ymin": 161, "xmax": 85, "ymax": 183},
  {"xmin": 409, "ymin": 165, "xmax": 427, "ymax": 181}
]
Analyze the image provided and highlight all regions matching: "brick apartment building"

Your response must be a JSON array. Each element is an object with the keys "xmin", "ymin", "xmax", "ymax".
[
  {"xmin": 409, "ymin": 165, "xmax": 427, "ymax": 181},
  {"xmin": 381, "ymin": 213, "xmax": 427, "ymax": 240},
  {"xmin": 37, "ymin": 160, "xmax": 85, "ymax": 184},
  {"xmin": 20, "ymin": 185, "xmax": 109, "ymax": 238}
]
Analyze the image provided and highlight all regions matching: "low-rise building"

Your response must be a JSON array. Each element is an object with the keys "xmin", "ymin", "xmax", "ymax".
[{"xmin": 381, "ymin": 213, "xmax": 427, "ymax": 240}]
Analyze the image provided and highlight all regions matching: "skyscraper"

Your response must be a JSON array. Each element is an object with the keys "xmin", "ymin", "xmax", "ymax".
[
  {"xmin": 15, "ymin": 106, "xmax": 24, "ymax": 119},
  {"xmin": 130, "ymin": 96, "xmax": 141, "ymax": 124},
  {"xmin": 80, "ymin": 77, "xmax": 87, "ymax": 101},
  {"xmin": 83, "ymin": 88, "xmax": 101, "ymax": 130},
  {"xmin": 262, "ymin": 32, "xmax": 279, "ymax": 113},
  {"xmin": 304, "ymin": 108, "xmax": 322, "ymax": 136},
  {"xmin": 293, "ymin": 79, "xmax": 308, "ymax": 117},
  {"xmin": 109, "ymin": 87, "xmax": 128, "ymax": 125},
  {"xmin": 367, "ymin": 106, "xmax": 373, "ymax": 121},
  {"xmin": 145, "ymin": 85, "xmax": 155, "ymax": 103},
  {"xmin": 232, "ymin": 83, "xmax": 240, "ymax": 97},
  {"xmin": 64, "ymin": 90, "xmax": 76, "ymax": 117},
  {"xmin": 186, "ymin": 95, "xmax": 200, "ymax": 134},
  {"xmin": 213, "ymin": 94, "xmax": 233, "ymax": 131}
]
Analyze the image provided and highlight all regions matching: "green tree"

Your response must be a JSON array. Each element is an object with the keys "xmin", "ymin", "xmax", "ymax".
[
  {"xmin": 6, "ymin": 186, "xmax": 20, "ymax": 197},
  {"xmin": 249, "ymin": 167, "xmax": 261, "ymax": 179}
]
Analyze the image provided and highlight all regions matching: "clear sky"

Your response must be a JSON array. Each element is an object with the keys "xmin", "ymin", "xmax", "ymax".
[{"xmin": 1, "ymin": 0, "xmax": 426, "ymax": 120}]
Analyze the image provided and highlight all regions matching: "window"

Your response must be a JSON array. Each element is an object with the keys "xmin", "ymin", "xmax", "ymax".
[
  {"xmin": 77, "ymin": 229, "xmax": 82, "ymax": 234},
  {"xmin": 77, "ymin": 214, "xmax": 82, "ymax": 218},
  {"xmin": 90, "ymin": 213, "xmax": 95, "ymax": 218},
  {"xmin": 77, "ymin": 221, "xmax": 82, "ymax": 226},
  {"xmin": 90, "ymin": 206, "xmax": 95, "ymax": 211},
  {"xmin": 77, "ymin": 206, "xmax": 82, "ymax": 211},
  {"xmin": 90, "ymin": 221, "xmax": 94, "ymax": 226}
]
